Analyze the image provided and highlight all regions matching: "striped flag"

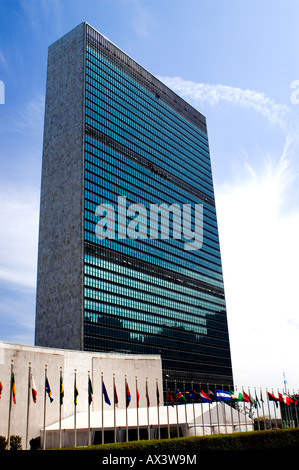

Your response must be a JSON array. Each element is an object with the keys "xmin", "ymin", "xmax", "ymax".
[
  {"xmin": 31, "ymin": 374, "xmax": 37, "ymax": 403},
  {"xmin": 74, "ymin": 380, "xmax": 79, "ymax": 406},
  {"xmin": 88, "ymin": 377, "xmax": 93, "ymax": 405},
  {"xmin": 126, "ymin": 380, "xmax": 131, "ymax": 408},
  {"xmin": 11, "ymin": 371, "xmax": 17, "ymax": 404},
  {"xmin": 136, "ymin": 387, "xmax": 140, "ymax": 408},
  {"xmin": 146, "ymin": 381, "xmax": 150, "ymax": 407},
  {"xmin": 167, "ymin": 389, "xmax": 174, "ymax": 407},
  {"xmin": 156, "ymin": 383, "xmax": 160, "ymax": 406},
  {"xmin": 45, "ymin": 377, "xmax": 54, "ymax": 403},
  {"xmin": 60, "ymin": 374, "xmax": 64, "ymax": 405},
  {"xmin": 199, "ymin": 390, "xmax": 212, "ymax": 403},
  {"xmin": 216, "ymin": 390, "xmax": 232, "ymax": 401},
  {"xmin": 114, "ymin": 383, "xmax": 118, "ymax": 407}
]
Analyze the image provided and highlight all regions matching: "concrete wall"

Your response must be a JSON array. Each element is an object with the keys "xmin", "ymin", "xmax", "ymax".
[
  {"xmin": 35, "ymin": 22, "xmax": 86, "ymax": 349},
  {"xmin": 0, "ymin": 341, "xmax": 162, "ymax": 449}
]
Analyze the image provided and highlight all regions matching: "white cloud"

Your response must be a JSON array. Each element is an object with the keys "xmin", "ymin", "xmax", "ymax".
[
  {"xmin": 215, "ymin": 139, "xmax": 299, "ymax": 390},
  {"xmin": 158, "ymin": 74, "xmax": 299, "ymax": 388},
  {"xmin": 0, "ymin": 183, "xmax": 39, "ymax": 289},
  {"xmin": 157, "ymin": 76, "xmax": 290, "ymax": 129}
]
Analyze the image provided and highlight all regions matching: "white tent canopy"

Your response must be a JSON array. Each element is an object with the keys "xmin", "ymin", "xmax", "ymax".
[{"xmin": 42, "ymin": 402, "xmax": 253, "ymax": 449}]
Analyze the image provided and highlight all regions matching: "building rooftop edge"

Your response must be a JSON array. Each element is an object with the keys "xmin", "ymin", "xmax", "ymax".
[
  {"xmin": 49, "ymin": 21, "xmax": 207, "ymax": 133},
  {"xmin": 0, "ymin": 340, "xmax": 162, "ymax": 361}
]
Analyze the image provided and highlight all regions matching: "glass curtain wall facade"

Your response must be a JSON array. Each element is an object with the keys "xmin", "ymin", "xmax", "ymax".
[
  {"xmin": 83, "ymin": 24, "xmax": 233, "ymax": 388},
  {"xmin": 35, "ymin": 23, "xmax": 233, "ymax": 390}
]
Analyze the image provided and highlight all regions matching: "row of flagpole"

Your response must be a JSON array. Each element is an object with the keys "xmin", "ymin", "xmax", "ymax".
[{"xmin": 2, "ymin": 360, "xmax": 299, "ymax": 449}]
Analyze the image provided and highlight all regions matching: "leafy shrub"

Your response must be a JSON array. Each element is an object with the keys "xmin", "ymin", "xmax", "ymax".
[
  {"xmin": 9, "ymin": 435, "xmax": 22, "ymax": 450},
  {"xmin": 0, "ymin": 435, "xmax": 7, "ymax": 451},
  {"xmin": 30, "ymin": 436, "xmax": 41, "ymax": 450}
]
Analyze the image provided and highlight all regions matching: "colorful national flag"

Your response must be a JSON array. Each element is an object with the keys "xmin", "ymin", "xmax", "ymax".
[
  {"xmin": 114, "ymin": 384, "xmax": 118, "ymax": 407},
  {"xmin": 126, "ymin": 381, "xmax": 131, "ymax": 408},
  {"xmin": 0, "ymin": 381, "xmax": 3, "ymax": 399},
  {"xmin": 167, "ymin": 389, "xmax": 174, "ymax": 407},
  {"xmin": 136, "ymin": 387, "xmax": 140, "ymax": 408},
  {"xmin": 156, "ymin": 383, "xmax": 160, "ymax": 406},
  {"xmin": 255, "ymin": 391, "xmax": 261, "ymax": 408},
  {"xmin": 88, "ymin": 377, "xmax": 93, "ymax": 405},
  {"xmin": 230, "ymin": 391, "xmax": 243, "ymax": 402},
  {"xmin": 74, "ymin": 381, "xmax": 79, "ymax": 406},
  {"xmin": 11, "ymin": 372, "xmax": 17, "ymax": 404},
  {"xmin": 45, "ymin": 377, "xmax": 53, "ymax": 403},
  {"xmin": 208, "ymin": 390, "xmax": 217, "ymax": 401},
  {"xmin": 244, "ymin": 391, "xmax": 256, "ymax": 406},
  {"xmin": 242, "ymin": 391, "xmax": 251, "ymax": 403},
  {"xmin": 268, "ymin": 392, "xmax": 279, "ymax": 408},
  {"xmin": 60, "ymin": 374, "xmax": 64, "ymax": 405},
  {"xmin": 146, "ymin": 381, "xmax": 150, "ymax": 407},
  {"xmin": 278, "ymin": 393, "xmax": 285, "ymax": 403},
  {"xmin": 31, "ymin": 374, "xmax": 37, "ymax": 403},
  {"xmin": 199, "ymin": 390, "xmax": 212, "ymax": 403},
  {"xmin": 185, "ymin": 388, "xmax": 198, "ymax": 400},
  {"xmin": 285, "ymin": 394, "xmax": 295, "ymax": 405},
  {"xmin": 176, "ymin": 389, "xmax": 187, "ymax": 403},
  {"xmin": 216, "ymin": 390, "xmax": 232, "ymax": 401},
  {"xmin": 268, "ymin": 391, "xmax": 278, "ymax": 401},
  {"xmin": 102, "ymin": 380, "xmax": 111, "ymax": 406}
]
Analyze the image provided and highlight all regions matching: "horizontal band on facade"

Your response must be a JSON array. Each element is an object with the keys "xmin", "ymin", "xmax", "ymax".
[
  {"xmin": 85, "ymin": 124, "xmax": 215, "ymax": 208},
  {"xmin": 84, "ymin": 241, "xmax": 225, "ymax": 300}
]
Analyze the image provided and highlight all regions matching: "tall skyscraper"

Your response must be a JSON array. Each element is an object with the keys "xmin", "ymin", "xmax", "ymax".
[{"xmin": 35, "ymin": 23, "xmax": 233, "ymax": 388}]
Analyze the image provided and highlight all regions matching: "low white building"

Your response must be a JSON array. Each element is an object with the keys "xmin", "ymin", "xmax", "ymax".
[{"xmin": 0, "ymin": 341, "xmax": 163, "ymax": 449}]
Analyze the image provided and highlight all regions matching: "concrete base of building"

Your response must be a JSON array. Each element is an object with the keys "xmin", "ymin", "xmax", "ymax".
[{"xmin": 0, "ymin": 341, "xmax": 162, "ymax": 450}]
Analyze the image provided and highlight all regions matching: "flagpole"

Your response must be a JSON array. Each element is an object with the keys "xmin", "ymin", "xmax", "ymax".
[
  {"xmin": 279, "ymin": 387, "xmax": 287, "ymax": 428},
  {"xmin": 266, "ymin": 388, "xmax": 272, "ymax": 429},
  {"xmin": 191, "ymin": 381, "xmax": 196, "ymax": 437},
  {"xmin": 59, "ymin": 367, "xmax": 62, "ymax": 448},
  {"xmin": 214, "ymin": 384, "xmax": 220, "ymax": 434},
  {"xmin": 43, "ymin": 365, "xmax": 47, "ymax": 450},
  {"xmin": 125, "ymin": 375, "xmax": 128, "ymax": 442},
  {"xmin": 74, "ymin": 369, "xmax": 77, "ymax": 448},
  {"xmin": 113, "ymin": 374, "xmax": 117, "ymax": 443},
  {"xmin": 235, "ymin": 386, "xmax": 241, "ymax": 431},
  {"xmin": 254, "ymin": 387, "xmax": 260, "ymax": 430},
  {"xmin": 101, "ymin": 372, "xmax": 104, "ymax": 444},
  {"xmin": 88, "ymin": 371, "xmax": 91, "ymax": 446},
  {"xmin": 272, "ymin": 388, "xmax": 278, "ymax": 429},
  {"xmin": 165, "ymin": 377, "xmax": 170, "ymax": 439},
  {"xmin": 260, "ymin": 388, "xmax": 266, "ymax": 430},
  {"xmin": 156, "ymin": 378, "xmax": 160, "ymax": 439},
  {"xmin": 198, "ymin": 383, "xmax": 205, "ymax": 436},
  {"xmin": 7, "ymin": 360, "xmax": 14, "ymax": 450},
  {"xmin": 229, "ymin": 384, "xmax": 234, "ymax": 433},
  {"xmin": 242, "ymin": 386, "xmax": 248, "ymax": 431},
  {"xmin": 25, "ymin": 362, "xmax": 31, "ymax": 450},
  {"xmin": 292, "ymin": 389, "xmax": 299, "ymax": 426},
  {"xmin": 183, "ymin": 381, "xmax": 187, "ymax": 431},
  {"xmin": 221, "ymin": 384, "xmax": 227, "ymax": 434},
  {"xmin": 135, "ymin": 376, "xmax": 139, "ymax": 441},
  {"xmin": 146, "ymin": 377, "xmax": 150, "ymax": 440},
  {"xmin": 285, "ymin": 388, "xmax": 292, "ymax": 428},
  {"xmin": 175, "ymin": 380, "xmax": 179, "ymax": 437}
]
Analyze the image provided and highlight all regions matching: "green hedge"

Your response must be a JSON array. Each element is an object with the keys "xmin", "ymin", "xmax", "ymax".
[{"xmin": 61, "ymin": 428, "xmax": 299, "ymax": 451}]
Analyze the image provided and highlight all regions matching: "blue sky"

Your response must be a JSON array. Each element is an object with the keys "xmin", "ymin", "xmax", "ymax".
[{"xmin": 1, "ymin": 0, "xmax": 299, "ymax": 390}]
